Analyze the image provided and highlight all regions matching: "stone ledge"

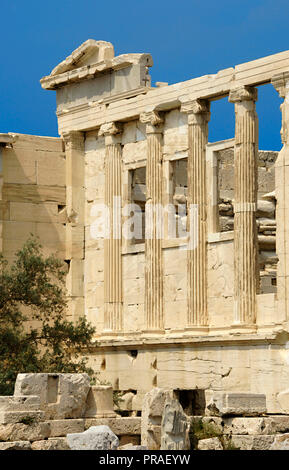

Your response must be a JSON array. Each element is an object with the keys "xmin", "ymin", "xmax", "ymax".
[{"xmin": 93, "ymin": 328, "xmax": 288, "ymax": 350}]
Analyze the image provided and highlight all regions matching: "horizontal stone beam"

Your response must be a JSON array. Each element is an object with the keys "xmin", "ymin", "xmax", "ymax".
[{"xmin": 57, "ymin": 48, "xmax": 289, "ymax": 134}]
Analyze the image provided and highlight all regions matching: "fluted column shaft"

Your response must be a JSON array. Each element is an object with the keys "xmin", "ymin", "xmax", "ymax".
[
  {"xmin": 229, "ymin": 86, "xmax": 259, "ymax": 325},
  {"xmin": 272, "ymin": 72, "xmax": 289, "ymax": 322},
  {"xmin": 99, "ymin": 122, "xmax": 123, "ymax": 332},
  {"xmin": 181, "ymin": 100, "xmax": 210, "ymax": 327},
  {"xmin": 140, "ymin": 111, "xmax": 164, "ymax": 331},
  {"xmin": 62, "ymin": 131, "xmax": 85, "ymax": 322}
]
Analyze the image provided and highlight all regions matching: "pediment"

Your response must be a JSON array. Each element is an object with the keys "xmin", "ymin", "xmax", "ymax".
[{"xmin": 50, "ymin": 40, "xmax": 114, "ymax": 76}]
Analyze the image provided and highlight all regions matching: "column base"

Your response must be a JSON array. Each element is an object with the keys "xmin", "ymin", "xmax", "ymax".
[
  {"xmin": 142, "ymin": 328, "xmax": 166, "ymax": 337},
  {"xmin": 230, "ymin": 323, "xmax": 257, "ymax": 334},
  {"xmin": 184, "ymin": 326, "xmax": 209, "ymax": 335},
  {"xmin": 101, "ymin": 330, "xmax": 126, "ymax": 338}
]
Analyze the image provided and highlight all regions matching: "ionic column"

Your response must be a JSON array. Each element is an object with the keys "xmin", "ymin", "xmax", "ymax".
[
  {"xmin": 63, "ymin": 131, "xmax": 85, "ymax": 322},
  {"xmin": 99, "ymin": 122, "xmax": 123, "ymax": 332},
  {"xmin": 229, "ymin": 86, "xmax": 259, "ymax": 325},
  {"xmin": 272, "ymin": 72, "xmax": 289, "ymax": 323},
  {"xmin": 181, "ymin": 100, "xmax": 210, "ymax": 328},
  {"xmin": 140, "ymin": 111, "xmax": 164, "ymax": 332}
]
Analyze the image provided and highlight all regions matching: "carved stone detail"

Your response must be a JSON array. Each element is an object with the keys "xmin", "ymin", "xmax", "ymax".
[
  {"xmin": 63, "ymin": 131, "xmax": 85, "ymax": 151},
  {"xmin": 99, "ymin": 121, "xmax": 122, "ymax": 137},
  {"xmin": 140, "ymin": 111, "xmax": 163, "ymax": 127}
]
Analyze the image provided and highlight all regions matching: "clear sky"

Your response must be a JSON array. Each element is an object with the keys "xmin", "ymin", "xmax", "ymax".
[{"xmin": 0, "ymin": 0, "xmax": 288, "ymax": 150}]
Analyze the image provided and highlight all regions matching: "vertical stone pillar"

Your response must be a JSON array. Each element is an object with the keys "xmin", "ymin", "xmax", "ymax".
[
  {"xmin": 140, "ymin": 111, "xmax": 164, "ymax": 332},
  {"xmin": 99, "ymin": 122, "xmax": 123, "ymax": 332},
  {"xmin": 181, "ymin": 100, "xmax": 210, "ymax": 328},
  {"xmin": 272, "ymin": 72, "xmax": 289, "ymax": 323},
  {"xmin": 63, "ymin": 131, "xmax": 85, "ymax": 321},
  {"xmin": 229, "ymin": 86, "xmax": 259, "ymax": 326}
]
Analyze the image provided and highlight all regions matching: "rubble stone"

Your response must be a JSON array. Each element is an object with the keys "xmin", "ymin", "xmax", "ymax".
[
  {"xmin": 270, "ymin": 433, "xmax": 289, "ymax": 450},
  {"xmin": 141, "ymin": 388, "xmax": 173, "ymax": 450},
  {"xmin": 230, "ymin": 435, "xmax": 274, "ymax": 450},
  {"xmin": 197, "ymin": 437, "xmax": 223, "ymax": 450},
  {"xmin": 67, "ymin": 425, "xmax": 119, "ymax": 450},
  {"xmin": 0, "ymin": 422, "xmax": 50, "ymax": 442},
  {"xmin": 0, "ymin": 440, "xmax": 31, "ymax": 450},
  {"xmin": 31, "ymin": 438, "xmax": 70, "ymax": 450},
  {"xmin": 160, "ymin": 398, "xmax": 190, "ymax": 450}
]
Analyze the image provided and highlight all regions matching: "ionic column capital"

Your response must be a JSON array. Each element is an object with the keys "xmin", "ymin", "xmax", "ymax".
[
  {"xmin": 272, "ymin": 72, "xmax": 289, "ymax": 98},
  {"xmin": 99, "ymin": 121, "xmax": 122, "ymax": 144},
  {"xmin": 229, "ymin": 85, "xmax": 258, "ymax": 103},
  {"xmin": 62, "ymin": 131, "xmax": 84, "ymax": 150},
  {"xmin": 180, "ymin": 99, "xmax": 210, "ymax": 125},
  {"xmin": 140, "ymin": 111, "xmax": 163, "ymax": 134}
]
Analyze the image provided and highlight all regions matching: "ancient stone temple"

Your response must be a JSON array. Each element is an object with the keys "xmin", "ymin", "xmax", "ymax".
[{"xmin": 1, "ymin": 39, "xmax": 289, "ymax": 415}]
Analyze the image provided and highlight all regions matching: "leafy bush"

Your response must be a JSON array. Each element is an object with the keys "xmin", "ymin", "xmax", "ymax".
[{"xmin": 0, "ymin": 236, "xmax": 96, "ymax": 395}]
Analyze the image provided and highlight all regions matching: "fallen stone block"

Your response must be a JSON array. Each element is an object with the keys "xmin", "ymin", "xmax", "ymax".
[
  {"xmin": 0, "ymin": 440, "xmax": 31, "ymax": 450},
  {"xmin": 47, "ymin": 419, "xmax": 84, "ymax": 437},
  {"xmin": 131, "ymin": 392, "xmax": 146, "ymax": 411},
  {"xmin": 230, "ymin": 434, "xmax": 274, "ymax": 450},
  {"xmin": 14, "ymin": 373, "xmax": 90, "ymax": 420},
  {"xmin": 198, "ymin": 437, "xmax": 223, "ymax": 450},
  {"xmin": 84, "ymin": 385, "xmax": 116, "ymax": 418},
  {"xmin": 116, "ymin": 392, "xmax": 135, "ymax": 412},
  {"xmin": 67, "ymin": 425, "xmax": 119, "ymax": 450},
  {"xmin": 0, "ymin": 440, "xmax": 32, "ymax": 450},
  {"xmin": 223, "ymin": 417, "xmax": 271, "ymax": 435},
  {"xmin": 118, "ymin": 444, "xmax": 148, "ymax": 450},
  {"xmin": 0, "ymin": 422, "xmax": 50, "ymax": 442},
  {"xmin": 141, "ymin": 388, "xmax": 173, "ymax": 450},
  {"xmin": 277, "ymin": 389, "xmax": 289, "ymax": 414},
  {"xmin": 84, "ymin": 417, "xmax": 141, "ymax": 435},
  {"xmin": 267, "ymin": 415, "xmax": 289, "ymax": 433},
  {"xmin": 270, "ymin": 433, "xmax": 289, "ymax": 450},
  {"xmin": 32, "ymin": 438, "xmax": 70, "ymax": 450},
  {"xmin": 0, "ymin": 396, "xmax": 40, "ymax": 411},
  {"xmin": 205, "ymin": 391, "xmax": 266, "ymax": 417},
  {"xmin": 161, "ymin": 398, "xmax": 190, "ymax": 450},
  {"xmin": 0, "ymin": 410, "xmax": 44, "ymax": 425}
]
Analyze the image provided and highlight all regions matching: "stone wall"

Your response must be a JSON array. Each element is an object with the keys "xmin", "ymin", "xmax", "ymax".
[{"xmin": 0, "ymin": 134, "xmax": 66, "ymax": 264}]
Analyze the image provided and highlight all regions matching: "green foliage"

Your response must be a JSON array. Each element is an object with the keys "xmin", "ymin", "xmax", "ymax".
[
  {"xmin": 113, "ymin": 391, "xmax": 125, "ymax": 408},
  {"xmin": 0, "ymin": 236, "xmax": 97, "ymax": 395},
  {"xmin": 19, "ymin": 416, "xmax": 36, "ymax": 426},
  {"xmin": 189, "ymin": 418, "xmax": 239, "ymax": 450},
  {"xmin": 190, "ymin": 418, "xmax": 222, "ymax": 449}
]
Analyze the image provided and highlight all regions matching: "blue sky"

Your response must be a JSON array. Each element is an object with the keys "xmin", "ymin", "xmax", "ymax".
[{"xmin": 0, "ymin": 0, "xmax": 287, "ymax": 150}]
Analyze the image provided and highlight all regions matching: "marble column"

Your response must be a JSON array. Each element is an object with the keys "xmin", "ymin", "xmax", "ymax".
[
  {"xmin": 272, "ymin": 72, "xmax": 289, "ymax": 323},
  {"xmin": 63, "ymin": 131, "xmax": 85, "ymax": 321},
  {"xmin": 99, "ymin": 122, "xmax": 123, "ymax": 332},
  {"xmin": 229, "ymin": 86, "xmax": 259, "ymax": 325},
  {"xmin": 140, "ymin": 111, "xmax": 164, "ymax": 332},
  {"xmin": 181, "ymin": 100, "xmax": 210, "ymax": 328}
]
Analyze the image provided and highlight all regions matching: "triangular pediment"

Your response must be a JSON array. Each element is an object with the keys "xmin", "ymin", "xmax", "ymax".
[{"xmin": 50, "ymin": 40, "xmax": 115, "ymax": 76}]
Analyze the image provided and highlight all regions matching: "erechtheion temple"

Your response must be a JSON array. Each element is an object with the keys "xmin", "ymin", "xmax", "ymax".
[{"xmin": 2, "ymin": 39, "xmax": 289, "ymax": 421}]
